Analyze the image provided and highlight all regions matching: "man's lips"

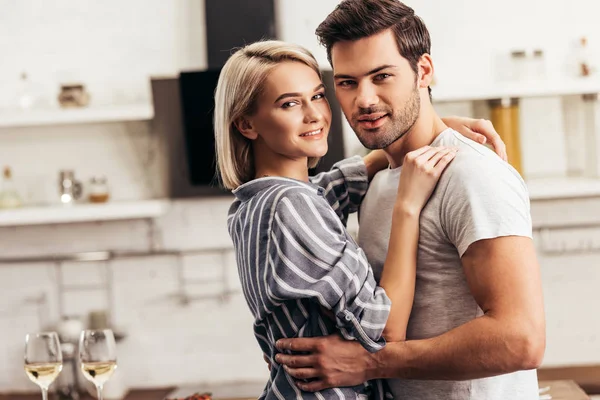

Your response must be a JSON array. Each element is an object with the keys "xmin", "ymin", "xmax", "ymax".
[
  {"xmin": 357, "ymin": 113, "xmax": 389, "ymax": 129},
  {"xmin": 357, "ymin": 113, "xmax": 387, "ymax": 121}
]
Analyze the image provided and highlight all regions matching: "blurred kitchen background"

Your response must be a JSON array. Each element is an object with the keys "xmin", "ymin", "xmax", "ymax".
[{"xmin": 1, "ymin": 0, "xmax": 600, "ymax": 399}]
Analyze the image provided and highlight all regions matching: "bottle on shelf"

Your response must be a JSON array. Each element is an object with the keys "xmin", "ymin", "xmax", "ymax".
[
  {"xmin": 17, "ymin": 72, "xmax": 36, "ymax": 110},
  {"xmin": 88, "ymin": 176, "xmax": 110, "ymax": 203},
  {"xmin": 0, "ymin": 166, "xmax": 23, "ymax": 209},
  {"xmin": 577, "ymin": 37, "xmax": 594, "ymax": 77}
]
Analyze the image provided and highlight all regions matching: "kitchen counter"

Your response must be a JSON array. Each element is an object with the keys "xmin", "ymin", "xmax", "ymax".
[
  {"xmin": 0, "ymin": 388, "xmax": 173, "ymax": 400},
  {"xmin": 0, "ymin": 382, "xmax": 262, "ymax": 400}
]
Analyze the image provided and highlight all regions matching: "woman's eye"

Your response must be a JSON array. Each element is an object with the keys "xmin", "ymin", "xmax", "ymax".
[
  {"xmin": 282, "ymin": 101, "xmax": 298, "ymax": 109},
  {"xmin": 313, "ymin": 92, "xmax": 325, "ymax": 100}
]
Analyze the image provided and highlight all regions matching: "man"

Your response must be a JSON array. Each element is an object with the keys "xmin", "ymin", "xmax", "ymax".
[{"xmin": 275, "ymin": 1, "xmax": 546, "ymax": 399}]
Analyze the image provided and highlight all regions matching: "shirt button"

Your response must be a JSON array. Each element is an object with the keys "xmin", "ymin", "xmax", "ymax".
[{"xmin": 345, "ymin": 313, "xmax": 352, "ymax": 321}]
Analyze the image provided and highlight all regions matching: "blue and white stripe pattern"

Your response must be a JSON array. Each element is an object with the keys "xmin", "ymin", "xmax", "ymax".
[{"xmin": 228, "ymin": 156, "xmax": 393, "ymax": 400}]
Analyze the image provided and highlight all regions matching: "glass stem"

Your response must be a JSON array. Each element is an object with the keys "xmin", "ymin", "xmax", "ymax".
[
  {"xmin": 96, "ymin": 384, "xmax": 104, "ymax": 400},
  {"xmin": 41, "ymin": 388, "xmax": 48, "ymax": 400}
]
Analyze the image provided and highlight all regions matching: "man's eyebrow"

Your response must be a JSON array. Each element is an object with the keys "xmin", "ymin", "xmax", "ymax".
[
  {"xmin": 274, "ymin": 83, "xmax": 325, "ymax": 103},
  {"xmin": 334, "ymin": 64, "xmax": 397, "ymax": 80}
]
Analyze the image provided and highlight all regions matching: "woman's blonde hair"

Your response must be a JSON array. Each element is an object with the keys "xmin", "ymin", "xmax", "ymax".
[{"xmin": 214, "ymin": 40, "xmax": 323, "ymax": 190}]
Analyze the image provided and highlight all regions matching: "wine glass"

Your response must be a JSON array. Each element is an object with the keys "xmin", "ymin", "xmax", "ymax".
[
  {"xmin": 24, "ymin": 332, "xmax": 63, "ymax": 400},
  {"xmin": 79, "ymin": 329, "xmax": 117, "ymax": 400}
]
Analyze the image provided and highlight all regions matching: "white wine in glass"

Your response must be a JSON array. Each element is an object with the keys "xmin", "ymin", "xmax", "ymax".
[
  {"xmin": 24, "ymin": 332, "xmax": 63, "ymax": 400},
  {"xmin": 79, "ymin": 329, "xmax": 117, "ymax": 400}
]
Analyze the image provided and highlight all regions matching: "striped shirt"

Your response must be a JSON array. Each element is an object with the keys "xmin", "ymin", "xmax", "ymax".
[{"xmin": 228, "ymin": 156, "xmax": 393, "ymax": 400}]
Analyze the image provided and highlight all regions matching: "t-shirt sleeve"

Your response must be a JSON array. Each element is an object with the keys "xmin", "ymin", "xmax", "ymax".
[{"xmin": 441, "ymin": 159, "xmax": 533, "ymax": 257}]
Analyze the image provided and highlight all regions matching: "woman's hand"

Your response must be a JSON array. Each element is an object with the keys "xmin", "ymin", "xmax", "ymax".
[
  {"xmin": 363, "ymin": 149, "xmax": 390, "ymax": 181},
  {"xmin": 396, "ymin": 146, "xmax": 457, "ymax": 215},
  {"xmin": 442, "ymin": 116, "xmax": 507, "ymax": 161}
]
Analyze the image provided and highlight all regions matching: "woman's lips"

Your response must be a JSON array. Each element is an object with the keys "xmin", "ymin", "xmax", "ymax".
[{"xmin": 299, "ymin": 128, "xmax": 324, "ymax": 139}]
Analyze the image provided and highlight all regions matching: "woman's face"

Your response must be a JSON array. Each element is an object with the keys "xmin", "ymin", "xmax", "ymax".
[{"xmin": 243, "ymin": 61, "xmax": 331, "ymax": 163}]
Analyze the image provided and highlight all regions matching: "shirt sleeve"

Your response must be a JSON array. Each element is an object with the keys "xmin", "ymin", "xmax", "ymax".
[
  {"xmin": 309, "ymin": 155, "xmax": 368, "ymax": 226},
  {"xmin": 268, "ymin": 189, "xmax": 390, "ymax": 353},
  {"xmin": 441, "ymin": 157, "xmax": 533, "ymax": 257}
]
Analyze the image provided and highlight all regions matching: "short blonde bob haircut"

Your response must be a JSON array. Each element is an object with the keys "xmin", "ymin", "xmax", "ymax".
[{"xmin": 214, "ymin": 40, "xmax": 323, "ymax": 190}]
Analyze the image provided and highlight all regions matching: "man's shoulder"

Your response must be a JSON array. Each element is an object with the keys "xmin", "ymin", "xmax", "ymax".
[{"xmin": 436, "ymin": 130, "xmax": 527, "ymax": 193}]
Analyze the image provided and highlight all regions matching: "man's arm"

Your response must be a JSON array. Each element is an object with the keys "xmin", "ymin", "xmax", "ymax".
[
  {"xmin": 374, "ymin": 236, "xmax": 545, "ymax": 380},
  {"xmin": 275, "ymin": 236, "xmax": 545, "ymax": 390}
]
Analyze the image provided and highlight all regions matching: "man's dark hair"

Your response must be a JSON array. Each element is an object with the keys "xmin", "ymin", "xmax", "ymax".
[{"xmin": 316, "ymin": 0, "xmax": 432, "ymax": 97}]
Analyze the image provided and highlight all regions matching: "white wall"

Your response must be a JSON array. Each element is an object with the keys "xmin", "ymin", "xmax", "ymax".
[
  {"xmin": 1, "ymin": 0, "xmax": 600, "ymax": 393},
  {"xmin": 276, "ymin": 0, "xmax": 600, "ymax": 85},
  {"xmin": 0, "ymin": 0, "xmax": 207, "ymax": 109}
]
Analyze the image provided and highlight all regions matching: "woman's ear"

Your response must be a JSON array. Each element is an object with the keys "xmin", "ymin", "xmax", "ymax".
[
  {"xmin": 417, "ymin": 54, "xmax": 434, "ymax": 89},
  {"xmin": 235, "ymin": 117, "xmax": 259, "ymax": 140}
]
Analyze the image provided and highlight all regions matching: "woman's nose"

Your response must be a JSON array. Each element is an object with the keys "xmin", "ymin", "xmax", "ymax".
[{"xmin": 304, "ymin": 103, "xmax": 323, "ymax": 124}]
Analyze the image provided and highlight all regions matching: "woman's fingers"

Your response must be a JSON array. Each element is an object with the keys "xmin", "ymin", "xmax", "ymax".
[
  {"xmin": 427, "ymin": 147, "xmax": 458, "ymax": 168},
  {"xmin": 433, "ymin": 150, "xmax": 458, "ymax": 174},
  {"xmin": 404, "ymin": 145, "xmax": 432, "ymax": 162}
]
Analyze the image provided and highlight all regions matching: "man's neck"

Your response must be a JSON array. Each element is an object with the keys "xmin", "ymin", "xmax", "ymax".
[{"xmin": 385, "ymin": 106, "xmax": 448, "ymax": 169}]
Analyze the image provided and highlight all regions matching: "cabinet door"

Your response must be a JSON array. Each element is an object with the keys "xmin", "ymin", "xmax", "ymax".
[{"xmin": 205, "ymin": 0, "xmax": 276, "ymax": 69}]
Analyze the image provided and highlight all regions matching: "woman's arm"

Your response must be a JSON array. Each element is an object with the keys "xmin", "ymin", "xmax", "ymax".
[
  {"xmin": 379, "ymin": 146, "xmax": 457, "ymax": 342},
  {"xmin": 269, "ymin": 189, "xmax": 391, "ymax": 352},
  {"xmin": 363, "ymin": 150, "xmax": 389, "ymax": 181},
  {"xmin": 310, "ymin": 156, "xmax": 369, "ymax": 225}
]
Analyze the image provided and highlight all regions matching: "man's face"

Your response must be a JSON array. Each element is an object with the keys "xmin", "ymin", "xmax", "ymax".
[{"xmin": 331, "ymin": 29, "xmax": 421, "ymax": 150}]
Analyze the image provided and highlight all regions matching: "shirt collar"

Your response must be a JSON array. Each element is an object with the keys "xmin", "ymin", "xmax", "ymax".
[{"xmin": 232, "ymin": 176, "xmax": 323, "ymax": 202}]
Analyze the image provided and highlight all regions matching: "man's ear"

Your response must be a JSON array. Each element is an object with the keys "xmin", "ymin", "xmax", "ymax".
[
  {"xmin": 234, "ymin": 117, "xmax": 259, "ymax": 140},
  {"xmin": 417, "ymin": 54, "xmax": 434, "ymax": 89}
]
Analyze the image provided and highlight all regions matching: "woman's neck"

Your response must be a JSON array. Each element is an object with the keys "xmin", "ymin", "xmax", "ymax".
[{"xmin": 253, "ymin": 149, "xmax": 310, "ymax": 183}]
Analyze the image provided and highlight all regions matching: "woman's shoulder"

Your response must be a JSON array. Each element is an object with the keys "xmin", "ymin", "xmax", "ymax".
[{"xmin": 230, "ymin": 178, "xmax": 323, "ymax": 217}]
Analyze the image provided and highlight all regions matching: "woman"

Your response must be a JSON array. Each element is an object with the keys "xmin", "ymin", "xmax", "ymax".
[{"xmin": 214, "ymin": 40, "xmax": 504, "ymax": 399}]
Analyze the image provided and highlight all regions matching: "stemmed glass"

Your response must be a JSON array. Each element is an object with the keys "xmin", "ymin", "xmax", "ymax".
[
  {"xmin": 79, "ymin": 329, "xmax": 117, "ymax": 400},
  {"xmin": 24, "ymin": 332, "xmax": 63, "ymax": 400}
]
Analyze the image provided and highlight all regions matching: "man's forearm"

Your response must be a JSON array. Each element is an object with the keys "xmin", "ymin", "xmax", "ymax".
[{"xmin": 372, "ymin": 314, "xmax": 544, "ymax": 381}]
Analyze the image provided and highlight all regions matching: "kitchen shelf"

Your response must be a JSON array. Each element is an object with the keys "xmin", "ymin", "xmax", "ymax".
[
  {"xmin": 433, "ymin": 77, "xmax": 600, "ymax": 103},
  {"xmin": 527, "ymin": 177, "xmax": 600, "ymax": 200},
  {"xmin": 0, "ymin": 103, "xmax": 154, "ymax": 128},
  {"xmin": 0, "ymin": 199, "xmax": 170, "ymax": 227}
]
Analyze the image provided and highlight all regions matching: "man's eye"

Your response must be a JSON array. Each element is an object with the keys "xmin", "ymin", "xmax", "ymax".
[
  {"xmin": 374, "ymin": 73, "xmax": 391, "ymax": 81},
  {"xmin": 337, "ymin": 80, "xmax": 355, "ymax": 87},
  {"xmin": 282, "ymin": 101, "xmax": 298, "ymax": 108},
  {"xmin": 313, "ymin": 92, "xmax": 325, "ymax": 100}
]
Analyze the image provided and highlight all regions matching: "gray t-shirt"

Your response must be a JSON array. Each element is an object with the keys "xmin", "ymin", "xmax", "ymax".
[{"xmin": 358, "ymin": 128, "xmax": 539, "ymax": 400}]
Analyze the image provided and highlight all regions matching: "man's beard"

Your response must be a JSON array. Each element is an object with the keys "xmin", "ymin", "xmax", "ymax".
[{"xmin": 351, "ymin": 85, "xmax": 421, "ymax": 150}]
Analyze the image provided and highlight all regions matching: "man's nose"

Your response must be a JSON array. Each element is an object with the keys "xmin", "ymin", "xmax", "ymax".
[{"xmin": 356, "ymin": 84, "xmax": 379, "ymax": 109}]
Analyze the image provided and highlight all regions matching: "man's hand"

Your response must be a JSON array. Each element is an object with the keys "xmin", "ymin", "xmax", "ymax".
[
  {"xmin": 442, "ymin": 116, "xmax": 508, "ymax": 161},
  {"xmin": 275, "ymin": 335, "xmax": 373, "ymax": 392},
  {"xmin": 263, "ymin": 354, "xmax": 272, "ymax": 371}
]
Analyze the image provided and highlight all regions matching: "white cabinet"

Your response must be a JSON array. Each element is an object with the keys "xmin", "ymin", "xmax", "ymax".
[{"xmin": 531, "ymin": 195, "xmax": 600, "ymax": 367}]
